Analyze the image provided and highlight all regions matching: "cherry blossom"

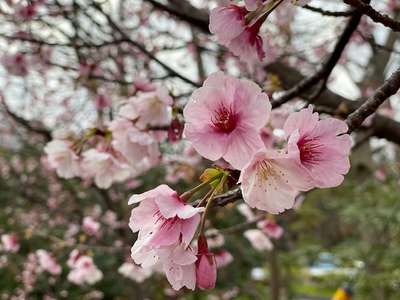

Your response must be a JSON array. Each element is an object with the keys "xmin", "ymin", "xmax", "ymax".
[
  {"xmin": 239, "ymin": 149, "xmax": 314, "ymax": 213},
  {"xmin": 1, "ymin": 53, "xmax": 29, "ymax": 76},
  {"xmin": 257, "ymin": 219, "xmax": 284, "ymax": 239},
  {"xmin": 284, "ymin": 106, "xmax": 352, "ymax": 188},
  {"xmin": 36, "ymin": 250, "xmax": 62, "ymax": 276},
  {"xmin": 214, "ymin": 250, "xmax": 234, "ymax": 268},
  {"xmin": 109, "ymin": 118, "xmax": 160, "ymax": 173},
  {"xmin": 128, "ymin": 185, "xmax": 202, "ymax": 251},
  {"xmin": 82, "ymin": 216, "xmax": 101, "ymax": 237},
  {"xmin": 118, "ymin": 262, "xmax": 153, "ymax": 283},
  {"xmin": 183, "ymin": 71, "xmax": 270, "ymax": 169},
  {"xmin": 81, "ymin": 148, "xmax": 131, "ymax": 189},
  {"xmin": 209, "ymin": 3, "xmax": 265, "ymax": 63},
  {"xmin": 1, "ymin": 233, "xmax": 20, "ymax": 253},
  {"xmin": 244, "ymin": 229, "xmax": 273, "ymax": 251},
  {"xmin": 44, "ymin": 140, "xmax": 80, "ymax": 179},
  {"xmin": 67, "ymin": 255, "xmax": 103, "ymax": 286},
  {"xmin": 118, "ymin": 86, "xmax": 173, "ymax": 130}
]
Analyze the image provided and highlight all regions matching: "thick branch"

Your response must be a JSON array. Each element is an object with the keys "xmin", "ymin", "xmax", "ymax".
[
  {"xmin": 346, "ymin": 67, "xmax": 400, "ymax": 132},
  {"xmin": 344, "ymin": 0, "xmax": 400, "ymax": 32},
  {"xmin": 266, "ymin": 62, "xmax": 400, "ymax": 145},
  {"xmin": 271, "ymin": 8, "xmax": 361, "ymax": 108}
]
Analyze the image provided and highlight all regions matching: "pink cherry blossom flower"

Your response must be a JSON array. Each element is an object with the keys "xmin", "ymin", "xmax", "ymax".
[
  {"xmin": 128, "ymin": 185, "xmax": 203, "ymax": 251},
  {"xmin": 81, "ymin": 148, "xmax": 131, "ymax": 189},
  {"xmin": 1, "ymin": 233, "xmax": 19, "ymax": 253},
  {"xmin": 196, "ymin": 236, "xmax": 217, "ymax": 290},
  {"xmin": 108, "ymin": 118, "xmax": 160, "ymax": 174},
  {"xmin": 118, "ymin": 262, "xmax": 153, "ymax": 283},
  {"xmin": 209, "ymin": 4, "xmax": 266, "ymax": 64},
  {"xmin": 16, "ymin": 2, "xmax": 38, "ymax": 20},
  {"xmin": 44, "ymin": 140, "xmax": 80, "ymax": 179},
  {"xmin": 183, "ymin": 71, "xmax": 270, "ymax": 169},
  {"xmin": 82, "ymin": 216, "xmax": 101, "ymax": 236},
  {"xmin": 36, "ymin": 250, "xmax": 62, "ymax": 275},
  {"xmin": 214, "ymin": 250, "xmax": 234, "ymax": 268},
  {"xmin": 257, "ymin": 219, "xmax": 284, "ymax": 239},
  {"xmin": 1, "ymin": 53, "xmax": 29, "ymax": 76},
  {"xmin": 244, "ymin": 229, "xmax": 273, "ymax": 251},
  {"xmin": 239, "ymin": 149, "xmax": 314, "ymax": 213},
  {"xmin": 67, "ymin": 255, "xmax": 103, "ymax": 286},
  {"xmin": 283, "ymin": 106, "xmax": 352, "ymax": 188},
  {"xmin": 119, "ymin": 86, "xmax": 173, "ymax": 130}
]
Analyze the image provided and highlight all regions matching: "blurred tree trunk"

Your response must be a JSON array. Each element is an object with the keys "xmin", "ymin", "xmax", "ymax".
[{"xmin": 269, "ymin": 247, "xmax": 281, "ymax": 300}]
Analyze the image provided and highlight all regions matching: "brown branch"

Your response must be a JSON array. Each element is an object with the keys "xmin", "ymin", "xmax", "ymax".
[
  {"xmin": 91, "ymin": 1, "xmax": 201, "ymax": 87},
  {"xmin": 302, "ymin": 5, "xmax": 354, "ymax": 17},
  {"xmin": 1, "ymin": 95, "xmax": 51, "ymax": 141},
  {"xmin": 344, "ymin": 0, "xmax": 400, "ymax": 32},
  {"xmin": 144, "ymin": 0, "xmax": 209, "ymax": 33},
  {"xmin": 271, "ymin": 8, "xmax": 361, "ymax": 108},
  {"xmin": 266, "ymin": 61, "xmax": 400, "ymax": 145},
  {"xmin": 346, "ymin": 67, "xmax": 400, "ymax": 132}
]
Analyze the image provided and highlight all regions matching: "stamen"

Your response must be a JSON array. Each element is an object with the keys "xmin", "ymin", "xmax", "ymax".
[{"xmin": 211, "ymin": 104, "xmax": 239, "ymax": 133}]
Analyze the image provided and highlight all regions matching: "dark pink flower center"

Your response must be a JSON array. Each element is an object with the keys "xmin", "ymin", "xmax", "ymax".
[
  {"xmin": 297, "ymin": 136, "xmax": 323, "ymax": 166},
  {"xmin": 154, "ymin": 211, "xmax": 180, "ymax": 230},
  {"xmin": 211, "ymin": 105, "xmax": 239, "ymax": 133}
]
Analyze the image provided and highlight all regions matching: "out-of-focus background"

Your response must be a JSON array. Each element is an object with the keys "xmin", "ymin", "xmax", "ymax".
[{"xmin": 0, "ymin": 0, "xmax": 399, "ymax": 299}]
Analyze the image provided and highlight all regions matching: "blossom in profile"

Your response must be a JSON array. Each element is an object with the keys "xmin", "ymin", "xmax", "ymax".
[
  {"xmin": 209, "ymin": 3, "xmax": 265, "ymax": 63},
  {"xmin": 36, "ymin": 250, "xmax": 62, "ymax": 276},
  {"xmin": 81, "ymin": 148, "xmax": 130, "ymax": 189},
  {"xmin": 129, "ymin": 185, "xmax": 202, "ymax": 251},
  {"xmin": 183, "ymin": 71, "xmax": 270, "ymax": 169},
  {"xmin": 196, "ymin": 236, "xmax": 217, "ymax": 290},
  {"xmin": 239, "ymin": 149, "xmax": 314, "ymax": 213},
  {"xmin": 284, "ymin": 106, "xmax": 352, "ymax": 188},
  {"xmin": 67, "ymin": 255, "xmax": 103, "ymax": 286},
  {"xmin": 118, "ymin": 262, "xmax": 153, "ymax": 283},
  {"xmin": 119, "ymin": 86, "xmax": 172, "ymax": 130},
  {"xmin": 244, "ymin": 229, "xmax": 273, "ymax": 251},
  {"xmin": 1, "ymin": 233, "xmax": 20, "ymax": 253},
  {"xmin": 44, "ymin": 140, "xmax": 80, "ymax": 179}
]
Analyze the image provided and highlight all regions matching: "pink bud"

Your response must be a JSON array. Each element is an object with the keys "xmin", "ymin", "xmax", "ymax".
[
  {"xmin": 196, "ymin": 236, "xmax": 217, "ymax": 290},
  {"xmin": 168, "ymin": 118, "xmax": 184, "ymax": 142}
]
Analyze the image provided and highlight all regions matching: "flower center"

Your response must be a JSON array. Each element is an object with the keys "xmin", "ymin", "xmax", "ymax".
[
  {"xmin": 297, "ymin": 136, "xmax": 323, "ymax": 166},
  {"xmin": 211, "ymin": 105, "xmax": 239, "ymax": 133}
]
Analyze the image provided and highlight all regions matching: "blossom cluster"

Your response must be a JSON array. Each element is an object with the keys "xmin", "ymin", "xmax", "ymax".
[
  {"xmin": 43, "ymin": 84, "xmax": 173, "ymax": 188},
  {"xmin": 128, "ymin": 71, "xmax": 352, "ymax": 290},
  {"xmin": 210, "ymin": 0, "xmax": 311, "ymax": 64}
]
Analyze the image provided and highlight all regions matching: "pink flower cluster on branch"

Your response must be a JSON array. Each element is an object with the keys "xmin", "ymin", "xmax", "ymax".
[{"xmin": 43, "ymin": 86, "xmax": 173, "ymax": 188}]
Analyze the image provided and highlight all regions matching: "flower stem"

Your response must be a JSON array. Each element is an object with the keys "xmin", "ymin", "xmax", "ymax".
[
  {"xmin": 199, "ymin": 173, "xmax": 228, "ymax": 234},
  {"xmin": 180, "ymin": 173, "xmax": 223, "ymax": 201}
]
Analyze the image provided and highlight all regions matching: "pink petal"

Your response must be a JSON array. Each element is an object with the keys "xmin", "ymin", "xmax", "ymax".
[
  {"xmin": 223, "ymin": 127, "xmax": 264, "ymax": 169},
  {"xmin": 283, "ymin": 106, "xmax": 318, "ymax": 138},
  {"xmin": 181, "ymin": 215, "xmax": 201, "ymax": 246}
]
